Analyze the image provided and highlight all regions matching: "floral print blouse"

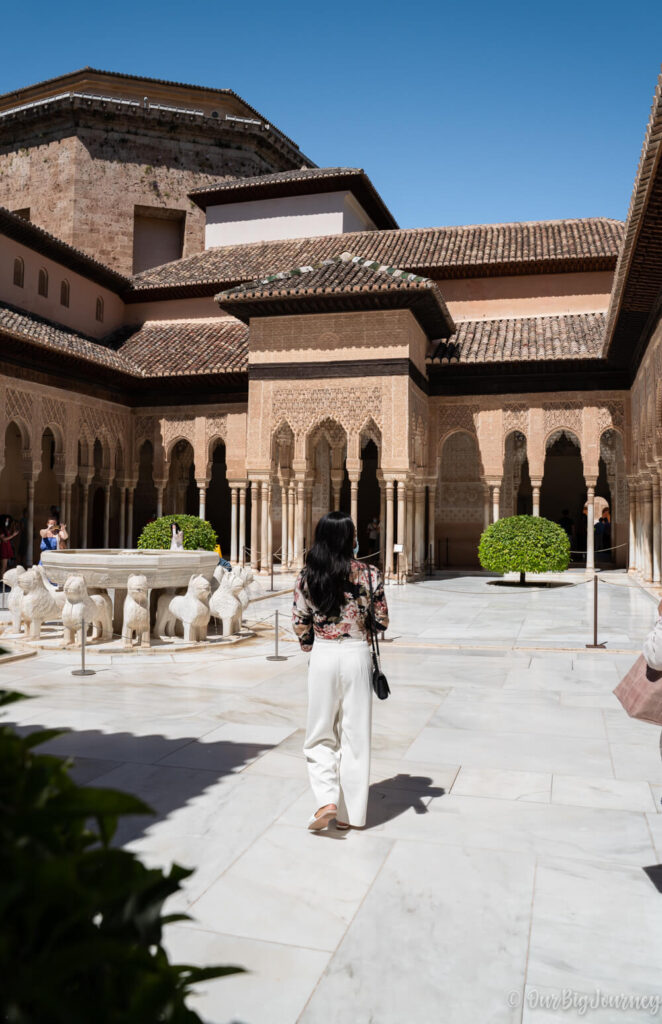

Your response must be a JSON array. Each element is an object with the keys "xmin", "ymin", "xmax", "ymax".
[{"xmin": 292, "ymin": 560, "xmax": 389, "ymax": 652}]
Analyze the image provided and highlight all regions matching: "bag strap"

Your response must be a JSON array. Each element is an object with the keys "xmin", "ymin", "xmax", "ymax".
[{"xmin": 365, "ymin": 564, "xmax": 381, "ymax": 663}]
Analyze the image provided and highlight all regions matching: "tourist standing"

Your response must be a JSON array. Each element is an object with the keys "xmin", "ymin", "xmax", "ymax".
[
  {"xmin": 0, "ymin": 515, "xmax": 19, "ymax": 578},
  {"xmin": 39, "ymin": 516, "xmax": 68, "ymax": 562},
  {"xmin": 170, "ymin": 521, "xmax": 184, "ymax": 550},
  {"xmin": 367, "ymin": 515, "xmax": 380, "ymax": 558},
  {"xmin": 293, "ymin": 511, "xmax": 389, "ymax": 831}
]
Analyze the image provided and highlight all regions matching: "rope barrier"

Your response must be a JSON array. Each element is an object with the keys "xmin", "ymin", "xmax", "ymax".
[{"xmin": 569, "ymin": 542, "xmax": 629, "ymax": 556}]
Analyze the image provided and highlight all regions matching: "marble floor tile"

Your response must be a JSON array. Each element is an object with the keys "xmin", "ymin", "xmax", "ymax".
[
  {"xmin": 186, "ymin": 823, "xmax": 393, "ymax": 951},
  {"xmin": 451, "ymin": 767, "xmax": 551, "ymax": 803},
  {"xmin": 156, "ymin": 721, "xmax": 296, "ymax": 771},
  {"xmin": 430, "ymin": 701, "xmax": 606, "ymax": 739},
  {"xmin": 645, "ymin": 812, "xmax": 662, "ymax": 859},
  {"xmin": 376, "ymin": 794, "xmax": 655, "ymax": 865},
  {"xmin": 609, "ymin": 740, "xmax": 662, "ymax": 784},
  {"xmin": 551, "ymin": 773, "xmax": 657, "ymax": 812},
  {"xmin": 650, "ymin": 784, "xmax": 662, "ymax": 813},
  {"xmin": 526, "ymin": 857, "xmax": 662, "ymax": 999},
  {"xmin": 299, "ymin": 842, "xmax": 534, "ymax": 1024},
  {"xmin": 405, "ymin": 725, "xmax": 613, "ymax": 776},
  {"xmin": 163, "ymin": 925, "xmax": 330, "ymax": 1024}
]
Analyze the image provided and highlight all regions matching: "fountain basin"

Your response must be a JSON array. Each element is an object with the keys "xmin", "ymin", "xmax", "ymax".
[{"xmin": 41, "ymin": 548, "xmax": 219, "ymax": 589}]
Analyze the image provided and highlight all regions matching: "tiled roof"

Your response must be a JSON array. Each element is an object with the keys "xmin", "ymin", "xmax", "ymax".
[
  {"xmin": 603, "ymin": 68, "xmax": 662, "ymax": 366},
  {"xmin": 0, "ymin": 68, "xmax": 309, "ymax": 159},
  {"xmin": 117, "ymin": 317, "xmax": 248, "ymax": 376},
  {"xmin": 428, "ymin": 312, "xmax": 605, "ymax": 364},
  {"xmin": 189, "ymin": 167, "xmax": 398, "ymax": 229},
  {"xmin": 130, "ymin": 218, "xmax": 624, "ymax": 297},
  {"xmin": 0, "ymin": 207, "xmax": 130, "ymax": 292},
  {"xmin": 216, "ymin": 253, "xmax": 454, "ymax": 339},
  {"xmin": 0, "ymin": 301, "xmax": 138, "ymax": 374}
]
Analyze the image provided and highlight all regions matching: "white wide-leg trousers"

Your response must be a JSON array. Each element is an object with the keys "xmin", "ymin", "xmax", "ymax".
[{"xmin": 303, "ymin": 637, "xmax": 373, "ymax": 827}]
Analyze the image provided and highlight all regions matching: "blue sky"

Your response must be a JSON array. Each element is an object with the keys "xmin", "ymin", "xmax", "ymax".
[{"xmin": 3, "ymin": 0, "xmax": 661, "ymax": 228}]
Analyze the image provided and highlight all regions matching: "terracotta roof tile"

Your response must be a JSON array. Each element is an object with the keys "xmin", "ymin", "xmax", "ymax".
[
  {"xmin": 428, "ymin": 312, "xmax": 605, "ymax": 364},
  {"xmin": 216, "ymin": 253, "xmax": 454, "ymax": 339},
  {"xmin": 117, "ymin": 317, "xmax": 248, "ymax": 375},
  {"xmin": 0, "ymin": 301, "xmax": 138, "ymax": 374},
  {"xmin": 130, "ymin": 218, "xmax": 623, "ymax": 297}
]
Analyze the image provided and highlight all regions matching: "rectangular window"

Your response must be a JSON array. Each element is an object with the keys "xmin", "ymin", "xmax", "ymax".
[{"xmin": 132, "ymin": 205, "xmax": 185, "ymax": 274}]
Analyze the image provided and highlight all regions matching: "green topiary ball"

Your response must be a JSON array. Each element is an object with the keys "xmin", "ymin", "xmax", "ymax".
[
  {"xmin": 137, "ymin": 514, "xmax": 217, "ymax": 551},
  {"xmin": 478, "ymin": 514, "xmax": 570, "ymax": 582}
]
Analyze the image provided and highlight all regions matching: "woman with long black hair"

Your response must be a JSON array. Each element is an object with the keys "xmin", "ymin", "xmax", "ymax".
[{"xmin": 293, "ymin": 511, "xmax": 389, "ymax": 831}]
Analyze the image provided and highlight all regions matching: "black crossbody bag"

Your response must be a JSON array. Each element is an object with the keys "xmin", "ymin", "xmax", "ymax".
[{"xmin": 365, "ymin": 566, "xmax": 390, "ymax": 700}]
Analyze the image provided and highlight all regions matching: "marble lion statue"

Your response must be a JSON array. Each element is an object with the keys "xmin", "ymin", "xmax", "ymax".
[
  {"xmin": 211, "ymin": 563, "xmax": 227, "ymax": 594},
  {"xmin": 35, "ymin": 564, "xmax": 66, "ymax": 611},
  {"xmin": 232, "ymin": 569, "xmax": 251, "ymax": 613},
  {"xmin": 122, "ymin": 573, "xmax": 150, "ymax": 648},
  {"xmin": 4, "ymin": 565, "xmax": 26, "ymax": 633},
  {"xmin": 241, "ymin": 566, "xmax": 264, "ymax": 601},
  {"xmin": 154, "ymin": 573, "xmax": 211, "ymax": 643},
  {"xmin": 209, "ymin": 571, "xmax": 243, "ymax": 636},
  {"xmin": 62, "ymin": 574, "xmax": 113, "ymax": 645},
  {"xmin": 17, "ymin": 568, "xmax": 63, "ymax": 639}
]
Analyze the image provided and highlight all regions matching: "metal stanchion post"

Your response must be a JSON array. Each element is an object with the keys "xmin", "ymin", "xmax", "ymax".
[
  {"xmin": 72, "ymin": 617, "xmax": 96, "ymax": 676},
  {"xmin": 586, "ymin": 575, "xmax": 606, "ymax": 650},
  {"xmin": 266, "ymin": 608, "xmax": 287, "ymax": 662}
]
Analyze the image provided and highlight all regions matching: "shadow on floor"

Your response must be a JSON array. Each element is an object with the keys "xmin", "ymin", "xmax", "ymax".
[
  {"xmin": 4, "ymin": 717, "xmax": 273, "ymax": 846},
  {"xmin": 487, "ymin": 580, "xmax": 573, "ymax": 589},
  {"xmin": 643, "ymin": 864, "xmax": 662, "ymax": 894},
  {"xmin": 365, "ymin": 773, "xmax": 446, "ymax": 829}
]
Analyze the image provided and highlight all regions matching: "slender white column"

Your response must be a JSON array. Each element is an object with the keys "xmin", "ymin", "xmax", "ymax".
[
  {"xmin": 492, "ymin": 484, "xmax": 501, "ymax": 524},
  {"xmin": 80, "ymin": 484, "xmax": 89, "ymax": 549},
  {"xmin": 26, "ymin": 479, "xmax": 35, "ymax": 567},
  {"xmin": 127, "ymin": 488, "xmax": 134, "ymax": 548},
  {"xmin": 350, "ymin": 476, "xmax": 359, "ymax": 530},
  {"xmin": 380, "ymin": 481, "xmax": 386, "ymax": 567},
  {"xmin": 238, "ymin": 486, "xmax": 246, "ymax": 565},
  {"xmin": 532, "ymin": 482, "xmax": 541, "ymax": 517},
  {"xmin": 653, "ymin": 478, "xmax": 661, "ymax": 584},
  {"xmin": 103, "ymin": 484, "xmax": 111, "ymax": 547},
  {"xmin": 405, "ymin": 486, "xmax": 414, "ymax": 574},
  {"xmin": 250, "ymin": 481, "xmax": 260, "ymax": 570},
  {"xmin": 586, "ymin": 486, "xmax": 595, "ymax": 572},
  {"xmin": 230, "ymin": 487, "xmax": 238, "ymax": 563},
  {"xmin": 396, "ymin": 480, "xmax": 406, "ymax": 578},
  {"xmin": 483, "ymin": 487, "xmax": 491, "ymax": 529},
  {"xmin": 119, "ymin": 485, "xmax": 127, "ymax": 548},
  {"xmin": 267, "ymin": 484, "xmax": 273, "ymax": 571},
  {"xmin": 287, "ymin": 484, "xmax": 295, "ymax": 568},
  {"xmin": 156, "ymin": 485, "xmax": 164, "ymax": 519},
  {"xmin": 385, "ymin": 481, "xmax": 394, "ymax": 577},
  {"xmin": 280, "ymin": 479, "xmax": 289, "ymax": 567},
  {"xmin": 427, "ymin": 484, "xmax": 436, "ymax": 569},
  {"xmin": 642, "ymin": 481, "xmax": 653, "ymax": 583},
  {"xmin": 305, "ymin": 483, "xmax": 313, "ymax": 553},
  {"xmin": 261, "ymin": 481, "xmax": 269, "ymax": 572},
  {"xmin": 295, "ymin": 480, "xmax": 305, "ymax": 569},
  {"xmin": 631, "ymin": 485, "xmax": 639, "ymax": 573},
  {"xmin": 198, "ymin": 483, "xmax": 207, "ymax": 520}
]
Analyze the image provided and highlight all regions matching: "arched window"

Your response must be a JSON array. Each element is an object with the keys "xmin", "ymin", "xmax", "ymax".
[
  {"xmin": 95, "ymin": 296, "xmax": 104, "ymax": 323},
  {"xmin": 60, "ymin": 279, "xmax": 70, "ymax": 307},
  {"xmin": 13, "ymin": 257, "xmax": 24, "ymax": 287},
  {"xmin": 38, "ymin": 267, "xmax": 48, "ymax": 297}
]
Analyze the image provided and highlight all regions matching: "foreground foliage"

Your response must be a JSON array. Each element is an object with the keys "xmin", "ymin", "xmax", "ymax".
[
  {"xmin": 137, "ymin": 514, "xmax": 217, "ymax": 552},
  {"xmin": 0, "ymin": 691, "xmax": 242, "ymax": 1023},
  {"xmin": 478, "ymin": 514, "xmax": 570, "ymax": 583}
]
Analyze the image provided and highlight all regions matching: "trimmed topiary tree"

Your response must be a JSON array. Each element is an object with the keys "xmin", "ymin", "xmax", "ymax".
[
  {"xmin": 137, "ymin": 514, "xmax": 217, "ymax": 552},
  {"xmin": 478, "ymin": 514, "xmax": 570, "ymax": 584}
]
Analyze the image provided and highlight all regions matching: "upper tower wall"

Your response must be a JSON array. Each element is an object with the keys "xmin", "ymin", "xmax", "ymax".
[{"xmin": 0, "ymin": 70, "xmax": 314, "ymax": 276}]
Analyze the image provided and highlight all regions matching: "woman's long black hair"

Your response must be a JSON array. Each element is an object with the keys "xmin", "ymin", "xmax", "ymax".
[{"xmin": 304, "ymin": 511, "xmax": 355, "ymax": 617}]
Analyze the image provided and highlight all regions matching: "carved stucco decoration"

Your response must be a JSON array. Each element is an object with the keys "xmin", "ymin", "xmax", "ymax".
[
  {"xmin": 271, "ymin": 384, "xmax": 384, "ymax": 439},
  {"xmin": 543, "ymin": 402, "xmax": 583, "ymax": 441}
]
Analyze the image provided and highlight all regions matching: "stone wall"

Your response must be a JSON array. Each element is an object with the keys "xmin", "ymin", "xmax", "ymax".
[{"xmin": 0, "ymin": 106, "xmax": 299, "ymax": 275}]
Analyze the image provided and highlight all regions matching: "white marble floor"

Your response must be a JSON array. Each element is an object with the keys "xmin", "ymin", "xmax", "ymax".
[{"xmin": 2, "ymin": 570, "xmax": 662, "ymax": 1023}]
